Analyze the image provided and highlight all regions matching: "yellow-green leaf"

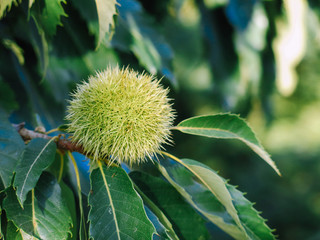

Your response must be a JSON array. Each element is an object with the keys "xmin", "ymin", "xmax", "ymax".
[
  {"xmin": 95, "ymin": 0, "xmax": 118, "ymax": 48},
  {"xmin": 175, "ymin": 113, "xmax": 281, "ymax": 175}
]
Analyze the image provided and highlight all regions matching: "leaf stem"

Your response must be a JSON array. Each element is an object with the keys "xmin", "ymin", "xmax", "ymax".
[
  {"xmin": 31, "ymin": 189, "xmax": 38, "ymax": 234},
  {"xmin": 46, "ymin": 128, "xmax": 60, "ymax": 135},
  {"xmin": 68, "ymin": 151, "xmax": 87, "ymax": 240},
  {"xmin": 57, "ymin": 151, "xmax": 64, "ymax": 183}
]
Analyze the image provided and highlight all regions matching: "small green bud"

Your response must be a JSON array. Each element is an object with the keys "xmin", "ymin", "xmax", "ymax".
[{"xmin": 66, "ymin": 66, "xmax": 175, "ymax": 165}]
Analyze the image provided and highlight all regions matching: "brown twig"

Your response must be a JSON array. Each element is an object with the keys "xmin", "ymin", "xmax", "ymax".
[{"xmin": 12, "ymin": 122, "xmax": 84, "ymax": 154}]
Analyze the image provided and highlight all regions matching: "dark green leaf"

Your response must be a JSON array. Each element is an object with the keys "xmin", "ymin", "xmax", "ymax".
[
  {"xmin": 0, "ymin": 206, "xmax": 2, "ymax": 239},
  {"xmin": 6, "ymin": 221, "xmax": 37, "ymax": 240},
  {"xmin": 0, "ymin": 113, "xmax": 25, "ymax": 188},
  {"xmin": 130, "ymin": 171, "xmax": 209, "ymax": 240},
  {"xmin": 88, "ymin": 164, "xmax": 155, "ymax": 240},
  {"xmin": 0, "ymin": 0, "xmax": 20, "ymax": 19},
  {"xmin": 158, "ymin": 154, "xmax": 246, "ymax": 239},
  {"xmin": 4, "ymin": 172, "xmax": 73, "ymax": 239},
  {"xmin": 226, "ymin": 0, "xmax": 256, "ymax": 31},
  {"xmin": 143, "ymin": 206, "xmax": 173, "ymax": 240},
  {"xmin": 5, "ymin": 221, "xmax": 22, "ymax": 240},
  {"xmin": 175, "ymin": 114, "xmax": 280, "ymax": 175},
  {"xmin": 134, "ymin": 187, "xmax": 177, "ymax": 240},
  {"xmin": 157, "ymin": 154, "xmax": 276, "ymax": 240},
  {"xmin": 14, "ymin": 138, "xmax": 57, "ymax": 206},
  {"xmin": 46, "ymin": 152, "xmax": 68, "ymax": 182},
  {"xmin": 29, "ymin": 18, "xmax": 49, "ymax": 78},
  {"xmin": 204, "ymin": 0, "xmax": 228, "ymax": 9},
  {"xmin": 113, "ymin": 0, "xmax": 176, "ymax": 85},
  {"xmin": 70, "ymin": 0, "xmax": 99, "ymax": 45},
  {"xmin": 227, "ymin": 184, "xmax": 275, "ymax": 240},
  {"xmin": 60, "ymin": 181, "xmax": 77, "ymax": 240},
  {"xmin": 45, "ymin": 44, "xmax": 118, "ymax": 104},
  {"xmin": 31, "ymin": 0, "xmax": 67, "ymax": 37},
  {"xmin": 58, "ymin": 124, "xmax": 69, "ymax": 132},
  {"xmin": 0, "ymin": 77, "xmax": 19, "ymax": 112}
]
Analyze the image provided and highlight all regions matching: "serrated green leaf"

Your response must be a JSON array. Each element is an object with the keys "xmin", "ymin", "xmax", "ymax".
[
  {"xmin": 6, "ymin": 221, "xmax": 23, "ymax": 240},
  {"xmin": 88, "ymin": 164, "xmax": 155, "ymax": 240},
  {"xmin": 95, "ymin": 0, "xmax": 118, "ymax": 47},
  {"xmin": 0, "ymin": 114, "xmax": 25, "ymax": 188},
  {"xmin": 31, "ymin": 0, "xmax": 67, "ymax": 37},
  {"xmin": 0, "ymin": 0, "xmax": 20, "ymax": 19},
  {"xmin": 175, "ymin": 114, "xmax": 280, "ymax": 175},
  {"xmin": 4, "ymin": 172, "xmax": 73, "ymax": 240},
  {"xmin": 130, "ymin": 171, "xmax": 209, "ymax": 240},
  {"xmin": 157, "ymin": 153, "xmax": 276, "ymax": 240},
  {"xmin": 158, "ymin": 154, "xmax": 247, "ymax": 240},
  {"xmin": 60, "ymin": 181, "xmax": 77, "ymax": 240},
  {"xmin": 14, "ymin": 138, "xmax": 57, "ymax": 206},
  {"xmin": 6, "ymin": 221, "xmax": 39, "ymax": 240},
  {"xmin": 227, "ymin": 184, "xmax": 276, "ymax": 240}
]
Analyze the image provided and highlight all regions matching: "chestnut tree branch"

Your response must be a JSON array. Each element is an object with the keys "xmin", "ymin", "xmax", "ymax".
[{"xmin": 12, "ymin": 122, "xmax": 84, "ymax": 154}]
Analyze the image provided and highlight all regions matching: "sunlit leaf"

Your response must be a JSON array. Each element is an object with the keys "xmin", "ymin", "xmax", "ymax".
[
  {"xmin": 204, "ymin": 0, "xmax": 228, "ymax": 9},
  {"xmin": 0, "ymin": 113, "xmax": 25, "ymax": 188},
  {"xmin": 2, "ymin": 39, "xmax": 24, "ymax": 65},
  {"xmin": 158, "ymin": 154, "xmax": 276, "ymax": 240},
  {"xmin": 4, "ymin": 172, "xmax": 73, "ymax": 239},
  {"xmin": 0, "ymin": 0, "xmax": 20, "ymax": 19},
  {"xmin": 14, "ymin": 138, "xmax": 57, "ymax": 206},
  {"xmin": 227, "ymin": 184, "xmax": 276, "ymax": 240},
  {"xmin": 88, "ymin": 164, "xmax": 155, "ymax": 239},
  {"xmin": 158, "ymin": 154, "xmax": 247, "ymax": 239},
  {"xmin": 175, "ymin": 113, "xmax": 281, "ymax": 175},
  {"xmin": 130, "ymin": 171, "xmax": 208, "ymax": 240},
  {"xmin": 95, "ymin": 0, "xmax": 118, "ymax": 47}
]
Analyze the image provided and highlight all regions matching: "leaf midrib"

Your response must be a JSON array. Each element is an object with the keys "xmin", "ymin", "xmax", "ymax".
[
  {"xmin": 98, "ymin": 162, "xmax": 121, "ymax": 239},
  {"xmin": 19, "ymin": 139, "xmax": 53, "ymax": 204},
  {"xmin": 160, "ymin": 152, "xmax": 248, "ymax": 238},
  {"xmin": 175, "ymin": 126, "xmax": 253, "ymax": 142}
]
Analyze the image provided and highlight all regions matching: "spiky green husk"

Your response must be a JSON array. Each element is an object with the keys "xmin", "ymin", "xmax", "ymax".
[{"xmin": 66, "ymin": 66, "xmax": 175, "ymax": 165}]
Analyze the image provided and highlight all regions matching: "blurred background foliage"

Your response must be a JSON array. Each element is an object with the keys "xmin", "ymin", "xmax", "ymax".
[{"xmin": 1, "ymin": 0, "xmax": 320, "ymax": 239}]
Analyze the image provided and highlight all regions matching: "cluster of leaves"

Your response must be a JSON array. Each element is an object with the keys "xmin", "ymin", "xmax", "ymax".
[
  {"xmin": 0, "ymin": 0, "xmax": 283, "ymax": 239},
  {"xmin": 1, "ymin": 110, "xmax": 279, "ymax": 239}
]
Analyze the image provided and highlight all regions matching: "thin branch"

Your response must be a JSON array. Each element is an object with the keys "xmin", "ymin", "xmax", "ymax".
[{"xmin": 13, "ymin": 122, "xmax": 84, "ymax": 154}]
